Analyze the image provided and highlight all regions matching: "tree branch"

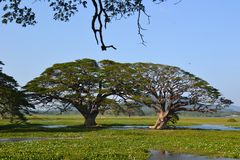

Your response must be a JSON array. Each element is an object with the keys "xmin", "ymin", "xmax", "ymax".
[{"xmin": 91, "ymin": 0, "xmax": 116, "ymax": 51}]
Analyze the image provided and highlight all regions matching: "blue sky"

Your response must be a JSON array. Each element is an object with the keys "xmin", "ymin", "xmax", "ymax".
[{"xmin": 0, "ymin": 0, "xmax": 240, "ymax": 105}]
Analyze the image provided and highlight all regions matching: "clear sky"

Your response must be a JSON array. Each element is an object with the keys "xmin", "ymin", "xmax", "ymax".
[{"xmin": 0, "ymin": 0, "xmax": 240, "ymax": 105}]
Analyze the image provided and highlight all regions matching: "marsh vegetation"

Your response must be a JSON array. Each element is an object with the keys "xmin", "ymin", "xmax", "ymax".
[{"xmin": 0, "ymin": 115, "xmax": 239, "ymax": 160}]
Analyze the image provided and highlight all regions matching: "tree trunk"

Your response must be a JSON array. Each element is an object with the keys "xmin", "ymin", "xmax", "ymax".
[
  {"xmin": 149, "ymin": 111, "xmax": 169, "ymax": 130},
  {"xmin": 83, "ymin": 112, "xmax": 98, "ymax": 127}
]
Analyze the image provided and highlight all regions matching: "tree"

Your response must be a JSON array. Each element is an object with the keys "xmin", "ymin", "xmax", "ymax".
[
  {"xmin": 24, "ymin": 59, "xmax": 232, "ymax": 128},
  {"xmin": 0, "ymin": 0, "xmax": 165, "ymax": 51},
  {"xmin": 122, "ymin": 103, "xmax": 145, "ymax": 117},
  {"xmin": 128, "ymin": 63, "xmax": 233, "ymax": 129},
  {"xmin": 24, "ymin": 59, "xmax": 135, "ymax": 127},
  {"xmin": 0, "ymin": 61, "xmax": 33, "ymax": 122}
]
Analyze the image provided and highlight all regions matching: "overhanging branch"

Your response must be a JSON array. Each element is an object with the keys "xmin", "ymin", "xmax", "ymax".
[{"xmin": 91, "ymin": 0, "xmax": 116, "ymax": 51}]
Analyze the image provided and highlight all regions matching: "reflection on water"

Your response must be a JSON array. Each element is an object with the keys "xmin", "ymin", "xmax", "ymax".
[
  {"xmin": 181, "ymin": 124, "xmax": 240, "ymax": 131},
  {"xmin": 149, "ymin": 150, "xmax": 238, "ymax": 160},
  {"xmin": 41, "ymin": 124, "xmax": 240, "ymax": 131},
  {"xmin": 38, "ymin": 124, "xmax": 240, "ymax": 131},
  {"xmin": 110, "ymin": 125, "xmax": 149, "ymax": 130},
  {"xmin": 0, "ymin": 137, "xmax": 82, "ymax": 143},
  {"xmin": 109, "ymin": 124, "xmax": 240, "ymax": 131},
  {"xmin": 41, "ymin": 125, "xmax": 68, "ymax": 129}
]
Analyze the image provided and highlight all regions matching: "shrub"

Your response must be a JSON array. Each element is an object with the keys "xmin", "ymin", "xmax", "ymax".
[{"xmin": 227, "ymin": 118, "xmax": 237, "ymax": 122}]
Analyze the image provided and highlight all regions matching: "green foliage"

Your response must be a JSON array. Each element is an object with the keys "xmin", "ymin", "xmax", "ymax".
[
  {"xmin": 0, "ymin": 0, "xmax": 36, "ymax": 27},
  {"xmin": 0, "ymin": 0, "xmax": 166, "ymax": 50},
  {"xmin": 25, "ymin": 59, "xmax": 141, "ymax": 126},
  {"xmin": 166, "ymin": 113, "xmax": 180, "ymax": 127},
  {"xmin": 0, "ymin": 61, "xmax": 33, "ymax": 122},
  {"xmin": 133, "ymin": 62, "xmax": 231, "ymax": 109},
  {"xmin": 25, "ymin": 59, "xmax": 232, "ymax": 128}
]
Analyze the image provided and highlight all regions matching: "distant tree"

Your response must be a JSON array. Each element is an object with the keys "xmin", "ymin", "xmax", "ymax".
[
  {"xmin": 98, "ymin": 98, "xmax": 123, "ymax": 116},
  {"xmin": 128, "ymin": 63, "xmax": 233, "ymax": 129},
  {"xmin": 0, "ymin": 0, "xmax": 165, "ymax": 51},
  {"xmin": 0, "ymin": 61, "xmax": 33, "ymax": 122},
  {"xmin": 24, "ymin": 59, "xmax": 136, "ymax": 127},
  {"xmin": 125, "ymin": 105, "xmax": 144, "ymax": 117}
]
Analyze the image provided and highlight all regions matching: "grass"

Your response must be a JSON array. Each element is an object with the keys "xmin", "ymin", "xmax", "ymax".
[{"xmin": 0, "ymin": 115, "xmax": 240, "ymax": 160}]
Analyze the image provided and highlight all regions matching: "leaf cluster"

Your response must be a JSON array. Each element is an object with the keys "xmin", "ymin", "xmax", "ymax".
[
  {"xmin": 0, "ymin": 0, "xmax": 166, "ymax": 50},
  {"xmin": 0, "ymin": 61, "xmax": 33, "ymax": 122}
]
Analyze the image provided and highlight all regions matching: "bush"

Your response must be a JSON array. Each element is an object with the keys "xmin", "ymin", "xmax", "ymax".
[{"xmin": 227, "ymin": 118, "xmax": 238, "ymax": 122}]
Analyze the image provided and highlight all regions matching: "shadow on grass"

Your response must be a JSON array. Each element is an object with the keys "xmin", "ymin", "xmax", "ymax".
[
  {"xmin": 0, "ymin": 123, "xmax": 199, "ymax": 133},
  {"xmin": 0, "ymin": 122, "xmax": 153, "ymax": 133},
  {"xmin": 2, "ymin": 123, "xmax": 238, "ymax": 133},
  {"xmin": 0, "ymin": 123, "xmax": 108, "ymax": 133}
]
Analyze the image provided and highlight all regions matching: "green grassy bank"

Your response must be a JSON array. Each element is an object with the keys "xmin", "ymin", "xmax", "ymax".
[{"xmin": 0, "ymin": 115, "xmax": 239, "ymax": 160}]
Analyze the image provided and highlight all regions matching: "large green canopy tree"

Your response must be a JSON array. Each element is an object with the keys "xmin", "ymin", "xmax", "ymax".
[
  {"xmin": 0, "ymin": 61, "xmax": 33, "ymax": 122},
  {"xmin": 127, "ymin": 63, "xmax": 233, "ymax": 129},
  {"xmin": 25, "ymin": 59, "xmax": 232, "ymax": 128},
  {"xmin": 0, "ymin": 0, "xmax": 165, "ymax": 50},
  {"xmin": 25, "ymin": 59, "xmax": 136, "ymax": 126}
]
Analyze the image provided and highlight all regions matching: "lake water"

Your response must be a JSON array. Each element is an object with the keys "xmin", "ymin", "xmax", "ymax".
[
  {"xmin": 180, "ymin": 124, "xmax": 240, "ymax": 131},
  {"xmin": 110, "ymin": 125, "xmax": 149, "ymax": 130},
  {"xmin": 149, "ymin": 150, "xmax": 239, "ymax": 160},
  {"xmin": 109, "ymin": 124, "xmax": 240, "ymax": 131},
  {"xmin": 41, "ymin": 125, "xmax": 68, "ymax": 129},
  {"xmin": 0, "ymin": 137, "xmax": 82, "ymax": 143},
  {"xmin": 40, "ymin": 124, "xmax": 240, "ymax": 131}
]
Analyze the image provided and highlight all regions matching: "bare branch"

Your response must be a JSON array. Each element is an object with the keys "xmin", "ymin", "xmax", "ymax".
[
  {"xmin": 90, "ymin": 0, "xmax": 116, "ymax": 51},
  {"xmin": 91, "ymin": 0, "xmax": 99, "ymax": 45},
  {"xmin": 174, "ymin": 0, "xmax": 183, "ymax": 5}
]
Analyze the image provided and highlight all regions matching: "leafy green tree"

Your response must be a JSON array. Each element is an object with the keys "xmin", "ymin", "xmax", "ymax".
[
  {"xmin": 24, "ymin": 59, "xmax": 135, "ymax": 126},
  {"xmin": 0, "ymin": 0, "xmax": 165, "ymax": 50},
  {"xmin": 129, "ymin": 63, "xmax": 233, "ymax": 129},
  {"xmin": 0, "ymin": 61, "xmax": 33, "ymax": 122},
  {"xmin": 24, "ymin": 59, "xmax": 232, "ymax": 128}
]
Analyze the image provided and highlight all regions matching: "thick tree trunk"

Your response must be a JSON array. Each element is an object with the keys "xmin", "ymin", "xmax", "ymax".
[
  {"xmin": 83, "ymin": 112, "xmax": 98, "ymax": 127},
  {"xmin": 149, "ymin": 111, "xmax": 169, "ymax": 130},
  {"xmin": 84, "ymin": 116, "xmax": 97, "ymax": 127},
  {"xmin": 75, "ymin": 104, "xmax": 100, "ymax": 127}
]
